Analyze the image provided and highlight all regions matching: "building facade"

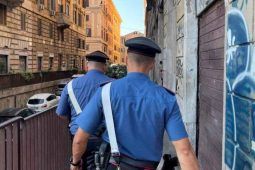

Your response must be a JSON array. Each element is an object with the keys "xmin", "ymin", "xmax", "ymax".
[
  {"xmin": 120, "ymin": 31, "xmax": 144, "ymax": 65},
  {"xmin": 0, "ymin": 0, "xmax": 87, "ymax": 74},
  {"xmin": 145, "ymin": 0, "xmax": 255, "ymax": 169},
  {"xmin": 85, "ymin": 0, "xmax": 121, "ymax": 64}
]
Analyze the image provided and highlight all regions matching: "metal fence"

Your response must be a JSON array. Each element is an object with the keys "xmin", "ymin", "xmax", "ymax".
[{"xmin": 0, "ymin": 107, "xmax": 71, "ymax": 170}]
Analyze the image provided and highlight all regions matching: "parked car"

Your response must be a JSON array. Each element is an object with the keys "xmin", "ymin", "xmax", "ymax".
[
  {"xmin": 0, "ymin": 108, "xmax": 35, "ymax": 124},
  {"xmin": 71, "ymin": 74, "xmax": 84, "ymax": 79},
  {"xmin": 55, "ymin": 81, "xmax": 68, "ymax": 96},
  {"xmin": 27, "ymin": 93, "xmax": 60, "ymax": 112}
]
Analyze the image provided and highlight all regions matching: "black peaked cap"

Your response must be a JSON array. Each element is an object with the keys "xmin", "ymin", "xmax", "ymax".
[
  {"xmin": 125, "ymin": 37, "xmax": 161, "ymax": 57},
  {"xmin": 86, "ymin": 51, "xmax": 109, "ymax": 63}
]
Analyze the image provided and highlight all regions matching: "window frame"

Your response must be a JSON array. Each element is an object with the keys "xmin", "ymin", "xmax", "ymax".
[
  {"xmin": 0, "ymin": 4, "xmax": 7, "ymax": 25},
  {"xmin": 0, "ymin": 55, "xmax": 8, "ymax": 74},
  {"xmin": 37, "ymin": 18, "xmax": 42, "ymax": 36},
  {"xmin": 19, "ymin": 56, "xmax": 27, "ymax": 72},
  {"xmin": 37, "ymin": 57, "xmax": 42, "ymax": 71},
  {"xmin": 21, "ymin": 12, "xmax": 26, "ymax": 31}
]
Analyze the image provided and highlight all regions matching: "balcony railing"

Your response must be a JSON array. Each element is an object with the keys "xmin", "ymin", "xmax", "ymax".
[
  {"xmin": 0, "ymin": 107, "xmax": 71, "ymax": 170},
  {"xmin": 57, "ymin": 8, "xmax": 71, "ymax": 29},
  {"xmin": 8, "ymin": 0, "xmax": 24, "ymax": 7}
]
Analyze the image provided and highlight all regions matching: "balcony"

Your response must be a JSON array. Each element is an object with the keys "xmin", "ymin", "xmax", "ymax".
[
  {"xmin": 57, "ymin": 13, "xmax": 71, "ymax": 29},
  {"xmin": 57, "ymin": 6, "xmax": 71, "ymax": 29},
  {"xmin": 7, "ymin": 0, "xmax": 24, "ymax": 7}
]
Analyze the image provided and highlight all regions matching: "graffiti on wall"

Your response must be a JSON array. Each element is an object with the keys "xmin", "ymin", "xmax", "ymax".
[{"xmin": 225, "ymin": 5, "xmax": 255, "ymax": 170}]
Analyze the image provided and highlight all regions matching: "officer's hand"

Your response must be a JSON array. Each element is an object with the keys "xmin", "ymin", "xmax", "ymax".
[{"xmin": 70, "ymin": 164, "xmax": 81, "ymax": 170}]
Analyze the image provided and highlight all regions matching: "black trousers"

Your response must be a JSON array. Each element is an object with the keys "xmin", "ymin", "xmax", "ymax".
[
  {"xmin": 71, "ymin": 135, "xmax": 102, "ymax": 170},
  {"xmin": 106, "ymin": 163, "xmax": 156, "ymax": 170}
]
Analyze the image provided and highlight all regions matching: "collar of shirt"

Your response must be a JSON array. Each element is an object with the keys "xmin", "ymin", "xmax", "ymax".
[{"xmin": 126, "ymin": 72, "xmax": 150, "ymax": 80}]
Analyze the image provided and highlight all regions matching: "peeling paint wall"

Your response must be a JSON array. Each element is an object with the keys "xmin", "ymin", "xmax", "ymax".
[{"xmin": 224, "ymin": 0, "xmax": 255, "ymax": 169}]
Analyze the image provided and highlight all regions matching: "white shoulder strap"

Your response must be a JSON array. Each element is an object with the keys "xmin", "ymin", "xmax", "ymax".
[
  {"xmin": 67, "ymin": 80, "xmax": 82, "ymax": 115},
  {"xmin": 101, "ymin": 83, "xmax": 120, "ymax": 155}
]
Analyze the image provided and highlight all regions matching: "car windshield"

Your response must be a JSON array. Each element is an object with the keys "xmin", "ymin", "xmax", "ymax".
[
  {"xmin": 58, "ymin": 84, "xmax": 66, "ymax": 88},
  {"xmin": 0, "ymin": 117, "xmax": 12, "ymax": 124},
  {"xmin": 28, "ymin": 99, "xmax": 44, "ymax": 104}
]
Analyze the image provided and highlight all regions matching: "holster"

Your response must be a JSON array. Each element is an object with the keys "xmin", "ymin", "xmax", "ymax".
[
  {"xmin": 94, "ymin": 142, "xmax": 111, "ymax": 170},
  {"xmin": 161, "ymin": 154, "xmax": 179, "ymax": 170}
]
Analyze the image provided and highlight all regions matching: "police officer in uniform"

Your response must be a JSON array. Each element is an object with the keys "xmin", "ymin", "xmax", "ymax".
[
  {"xmin": 70, "ymin": 37, "xmax": 199, "ymax": 170},
  {"xmin": 56, "ymin": 51, "xmax": 112, "ymax": 170}
]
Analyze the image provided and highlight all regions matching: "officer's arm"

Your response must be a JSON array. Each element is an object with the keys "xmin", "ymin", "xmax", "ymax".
[
  {"xmin": 165, "ymin": 98, "xmax": 199, "ymax": 169},
  {"xmin": 56, "ymin": 87, "xmax": 71, "ymax": 117},
  {"xmin": 172, "ymin": 138, "xmax": 199, "ymax": 170},
  {"xmin": 72, "ymin": 128, "xmax": 90, "ymax": 164}
]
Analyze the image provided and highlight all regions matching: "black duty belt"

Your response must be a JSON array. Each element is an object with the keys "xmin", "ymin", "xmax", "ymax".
[{"xmin": 110, "ymin": 155, "xmax": 159, "ymax": 169}]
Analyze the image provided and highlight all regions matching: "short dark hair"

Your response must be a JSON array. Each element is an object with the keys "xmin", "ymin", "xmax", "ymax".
[{"xmin": 128, "ymin": 52, "xmax": 155, "ymax": 66}]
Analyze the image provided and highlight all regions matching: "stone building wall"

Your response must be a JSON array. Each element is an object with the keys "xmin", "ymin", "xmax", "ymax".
[
  {"xmin": 145, "ymin": 0, "xmax": 198, "ymax": 149},
  {"xmin": 0, "ymin": 0, "xmax": 86, "ymax": 74}
]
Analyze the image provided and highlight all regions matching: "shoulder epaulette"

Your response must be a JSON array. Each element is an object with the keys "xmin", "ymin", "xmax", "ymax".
[
  {"xmin": 99, "ymin": 79, "xmax": 115, "ymax": 87},
  {"xmin": 163, "ymin": 87, "xmax": 175, "ymax": 96}
]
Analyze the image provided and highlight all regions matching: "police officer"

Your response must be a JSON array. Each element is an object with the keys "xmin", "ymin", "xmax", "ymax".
[
  {"xmin": 70, "ymin": 37, "xmax": 199, "ymax": 170},
  {"xmin": 56, "ymin": 51, "xmax": 112, "ymax": 170}
]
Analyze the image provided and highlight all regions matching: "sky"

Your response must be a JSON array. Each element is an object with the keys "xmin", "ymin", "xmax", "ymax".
[{"xmin": 113, "ymin": 0, "xmax": 145, "ymax": 36}]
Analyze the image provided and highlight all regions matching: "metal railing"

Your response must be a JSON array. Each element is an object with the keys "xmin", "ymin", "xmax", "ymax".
[{"xmin": 0, "ymin": 107, "xmax": 71, "ymax": 170}]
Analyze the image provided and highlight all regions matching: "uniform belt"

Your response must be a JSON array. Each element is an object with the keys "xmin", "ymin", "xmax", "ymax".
[{"xmin": 110, "ymin": 155, "xmax": 159, "ymax": 169}]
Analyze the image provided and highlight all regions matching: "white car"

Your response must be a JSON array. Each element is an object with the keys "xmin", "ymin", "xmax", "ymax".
[
  {"xmin": 71, "ymin": 74, "xmax": 84, "ymax": 79},
  {"xmin": 27, "ymin": 93, "xmax": 60, "ymax": 112}
]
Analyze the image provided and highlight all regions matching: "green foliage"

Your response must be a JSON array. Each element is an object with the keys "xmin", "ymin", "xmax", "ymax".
[
  {"xmin": 106, "ymin": 64, "xmax": 127, "ymax": 79},
  {"xmin": 78, "ymin": 69, "xmax": 87, "ymax": 74},
  {"xmin": 20, "ymin": 71, "xmax": 34, "ymax": 81}
]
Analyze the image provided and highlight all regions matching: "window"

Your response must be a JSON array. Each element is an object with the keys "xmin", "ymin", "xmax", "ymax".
[
  {"xmin": 50, "ymin": 0, "xmax": 56, "ymax": 11},
  {"xmin": 39, "ymin": 0, "xmax": 44, "ymax": 5},
  {"xmin": 73, "ymin": 10, "xmax": 77, "ymax": 24},
  {"xmin": 66, "ymin": 3, "xmax": 70, "ymax": 16},
  {"xmin": 49, "ymin": 57, "xmax": 53, "ymax": 70},
  {"xmin": 77, "ymin": 38, "xmax": 81, "ymax": 48},
  {"xmin": 37, "ymin": 57, "xmax": 42, "ymax": 71},
  {"xmin": 86, "ymin": 15, "xmax": 89, "ymax": 21},
  {"xmin": 58, "ymin": 29, "xmax": 64, "ymax": 41},
  {"xmin": 19, "ymin": 56, "xmax": 27, "ymax": 71},
  {"xmin": 47, "ymin": 95, "xmax": 56, "ymax": 101},
  {"xmin": 86, "ymin": 44, "xmax": 89, "ymax": 50},
  {"xmin": 83, "ymin": 0, "xmax": 89, "ymax": 7},
  {"xmin": 66, "ymin": 31, "xmax": 69, "ymax": 42},
  {"xmin": 122, "ymin": 58, "xmax": 124, "ymax": 63},
  {"xmin": 19, "ymin": 109, "xmax": 34, "ymax": 118},
  {"xmin": 0, "ymin": 55, "xmax": 8, "ymax": 74},
  {"xmin": 78, "ymin": 13, "xmax": 82, "ymax": 27},
  {"xmin": 21, "ymin": 13, "xmax": 26, "ymax": 30},
  {"xmin": 28, "ymin": 99, "xmax": 44, "ymax": 104},
  {"xmin": 82, "ymin": 40, "xmax": 85, "ymax": 49},
  {"xmin": 86, "ymin": 28, "xmax": 91, "ymax": 37},
  {"xmin": 59, "ymin": 4, "xmax": 64, "ymax": 13},
  {"xmin": 58, "ymin": 55, "xmax": 62, "ymax": 70},
  {"xmin": 49, "ymin": 23, "xmax": 53, "ymax": 38},
  {"xmin": 37, "ymin": 18, "xmax": 42, "ymax": 36},
  {"xmin": 0, "ymin": 4, "xmax": 7, "ymax": 25}
]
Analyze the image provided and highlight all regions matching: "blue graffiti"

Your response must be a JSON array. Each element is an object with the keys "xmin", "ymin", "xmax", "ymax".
[{"xmin": 225, "ymin": 8, "xmax": 255, "ymax": 170}]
